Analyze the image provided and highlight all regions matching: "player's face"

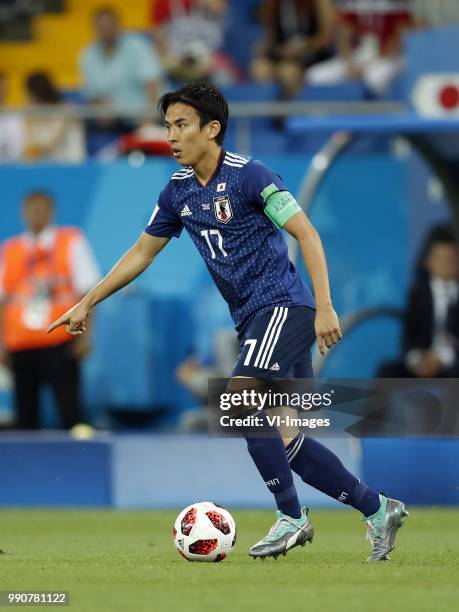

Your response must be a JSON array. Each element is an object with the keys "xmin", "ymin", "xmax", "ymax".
[
  {"xmin": 165, "ymin": 103, "xmax": 217, "ymax": 167},
  {"xmin": 426, "ymin": 243, "xmax": 459, "ymax": 281}
]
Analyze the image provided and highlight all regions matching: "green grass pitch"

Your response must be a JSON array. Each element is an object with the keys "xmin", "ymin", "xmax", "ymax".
[{"xmin": 1, "ymin": 508, "xmax": 458, "ymax": 612}]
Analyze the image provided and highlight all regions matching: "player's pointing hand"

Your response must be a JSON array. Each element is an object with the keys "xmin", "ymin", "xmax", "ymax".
[
  {"xmin": 314, "ymin": 305, "xmax": 342, "ymax": 355},
  {"xmin": 47, "ymin": 302, "xmax": 90, "ymax": 335}
]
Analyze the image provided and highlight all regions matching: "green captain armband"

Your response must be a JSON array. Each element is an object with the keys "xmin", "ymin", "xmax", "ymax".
[{"xmin": 260, "ymin": 184, "xmax": 302, "ymax": 228}]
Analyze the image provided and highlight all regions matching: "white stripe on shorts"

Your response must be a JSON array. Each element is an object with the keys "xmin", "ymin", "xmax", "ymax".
[
  {"xmin": 253, "ymin": 307, "xmax": 280, "ymax": 368},
  {"xmin": 259, "ymin": 307, "xmax": 289, "ymax": 369}
]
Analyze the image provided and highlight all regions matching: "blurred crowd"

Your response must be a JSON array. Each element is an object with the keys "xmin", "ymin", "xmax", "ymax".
[{"xmin": 0, "ymin": 0, "xmax": 458, "ymax": 162}]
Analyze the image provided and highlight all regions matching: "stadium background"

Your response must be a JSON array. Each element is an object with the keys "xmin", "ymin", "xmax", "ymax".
[{"xmin": 0, "ymin": 0, "xmax": 458, "ymax": 512}]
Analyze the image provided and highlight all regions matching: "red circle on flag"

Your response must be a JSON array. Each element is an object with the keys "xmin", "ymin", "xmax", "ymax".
[{"xmin": 438, "ymin": 85, "xmax": 459, "ymax": 110}]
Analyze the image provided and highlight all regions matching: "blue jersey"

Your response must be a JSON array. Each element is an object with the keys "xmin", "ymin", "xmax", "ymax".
[{"xmin": 145, "ymin": 150, "xmax": 315, "ymax": 335}]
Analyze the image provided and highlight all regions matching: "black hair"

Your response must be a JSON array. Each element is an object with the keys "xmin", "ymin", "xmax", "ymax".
[
  {"xmin": 425, "ymin": 224, "xmax": 457, "ymax": 249},
  {"xmin": 414, "ymin": 223, "xmax": 458, "ymax": 281},
  {"xmin": 158, "ymin": 81, "xmax": 229, "ymax": 146},
  {"xmin": 23, "ymin": 191, "xmax": 55, "ymax": 208},
  {"xmin": 25, "ymin": 71, "xmax": 61, "ymax": 104}
]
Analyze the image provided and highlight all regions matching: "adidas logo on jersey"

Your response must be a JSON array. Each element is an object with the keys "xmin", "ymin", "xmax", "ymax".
[
  {"xmin": 180, "ymin": 205, "xmax": 192, "ymax": 217},
  {"xmin": 270, "ymin": 362, "xmax": 280, "ymax": 371}
]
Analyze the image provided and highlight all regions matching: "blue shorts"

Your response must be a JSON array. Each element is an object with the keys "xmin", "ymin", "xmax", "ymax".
[{"xmin": 231, "ymin": 306, "xmax": 316, "ymax": 379}]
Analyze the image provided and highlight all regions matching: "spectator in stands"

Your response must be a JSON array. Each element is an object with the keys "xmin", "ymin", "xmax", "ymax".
[
  {"xmin": 308, "ymin": 0, "xmax": 412, "ymax": 97},
  {"xmin": 0, "ymin": 71, "xmax": 24, "ymax": 161},
  {"xmin": 251, "ymin": 0, "xmax": 336, "ymax": 97},
  {"xmin": 0, "ymin": 191, "xmax": 101, "ymax": 429},
  {"xmin": 80, "ymin": 6, "xmax": 163, "ymax": 120},
  {"xmin": 23, "ymin": 71, "xmax": 85, "ymax": 162},
  {"xmin": 151, "ymin": 0, "xmax": 240, "ymax": 86},
  {"xmin": 378, "ymin": 225, "xmax": 459, "ymax": 379},
  {"xmin": 411, "ymin": 0, "xmax": 459, "ymax": 27}
]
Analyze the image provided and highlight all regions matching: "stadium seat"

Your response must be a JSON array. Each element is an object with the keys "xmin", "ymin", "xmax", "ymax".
[
  {"xmin": 60, "ymin": 88, "xmax": 85, "ymax": 104},
  {"xmin": 83, "ymin": 291, "xmax": 196, "ymax": 426},
  {"xmin": 85, "ymin": 130, "xmax": 120, "ymax": 158},
  {"xmin": 295, "ymin": 82, "xmax": 366, "ymax": 102},
  {"xmin": 84, "ymin": 292, "xmax": 157, "ymax": 413},
  {"xmin": 381, "ymin": 74, "xmax": 405, "ymax": 102},
  {"xmin": 0, "ymin": 0, "xmax": 151, "ymax": 104},
  {"xmin": 221, "ymin": 82, "xmax": 278, "ymax": 103},
  {"xmin": 222, "ymin": 83, "xmax": 285, "ymax": 155},
  {"xmin": 220, "ymin": 0, "xmax": 262, "ymax": 76}
]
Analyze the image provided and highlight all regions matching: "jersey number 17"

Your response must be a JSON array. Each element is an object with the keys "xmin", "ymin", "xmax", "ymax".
[{"xmin": 200, "ymin": 229, "xmax": 227, "ymax": 259}]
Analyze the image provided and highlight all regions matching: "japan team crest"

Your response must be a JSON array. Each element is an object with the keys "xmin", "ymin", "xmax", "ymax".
[{"xmin": 213, "ymin": 195, "xmax": 233, "ymax": 224}]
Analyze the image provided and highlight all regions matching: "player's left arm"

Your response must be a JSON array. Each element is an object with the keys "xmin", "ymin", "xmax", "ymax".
[
  {"xmin": 241, "ymin": 159, "xmax": 342, "ymax": 354},
  {"xmin": 283, "ymin": 209, "xmax": 342, "ymax": 355}
]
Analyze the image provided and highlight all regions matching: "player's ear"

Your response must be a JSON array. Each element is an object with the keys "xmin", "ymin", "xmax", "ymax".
[{"xmin": 207, "ymin": 120, "xmax": 221, "ymax": 141}]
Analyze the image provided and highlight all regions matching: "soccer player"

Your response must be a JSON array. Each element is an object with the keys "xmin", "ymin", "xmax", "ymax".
[{"xmin": 48, "ymin": 82, "xmax": 408, "ymax": 561}]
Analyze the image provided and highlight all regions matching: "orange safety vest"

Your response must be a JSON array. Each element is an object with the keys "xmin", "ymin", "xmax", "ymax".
[{"xmin": 1, "ymin": 227, "xmax": 81, "ymax": 352}]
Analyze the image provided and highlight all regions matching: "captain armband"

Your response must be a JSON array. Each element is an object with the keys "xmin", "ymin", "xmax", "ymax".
[{"xmin": 260, "ymin": 184, "xmax": 302, "ymax": 228}]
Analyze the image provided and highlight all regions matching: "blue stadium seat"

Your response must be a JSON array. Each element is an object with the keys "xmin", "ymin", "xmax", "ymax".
[
  {"xmin": 83, "ymin": 291, "xmax": 196, "ymax": 425},
  {"xmin": 84, "ymin": 292, "xmax": 157, "ymax": 412},
  {"xmin": 380, "ymin": 74, "xmax": 405, "ymax": 101},
  {"xmin": 60, "ymin": 89, "xmax": 119, "ymax": 158},
  {"xmin": 295, "ymin": 82, "xmax": 366, "ymax": 102},
  {"xmin": 60, "ymin": 88, "xmax": 85, "ymax": 104},
  {"xmin": 86, "ymin": 131, "xmax": 119, "ymax": 157},
  {"xmin": 221, "ymin": 0, "xmax": 263, "ymax": 75},
  {"xmin": 221, "ymin": 82, "xmax": 278, "ymax": 102},
  {"xmin": 222, "ymin": 82, "xmax": 287, "ymax": 155},
  {"xmin": 224, "ymin": 122, "xmax": 288, "ymax": 156}
]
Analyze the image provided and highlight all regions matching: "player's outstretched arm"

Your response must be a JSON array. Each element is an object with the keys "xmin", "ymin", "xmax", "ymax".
[
  {"xmin": 47, "ymin": 233, "xmax": 170, "ymax": 335},
  {"xmin": 284, "ymin": 211, "xmax": 342, "ymax": 355}
]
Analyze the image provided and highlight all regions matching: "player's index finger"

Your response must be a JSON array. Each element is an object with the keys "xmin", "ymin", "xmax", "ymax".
[{"xmin": 47, "ymin": 318, "xmax": 65, "ymax": 333}]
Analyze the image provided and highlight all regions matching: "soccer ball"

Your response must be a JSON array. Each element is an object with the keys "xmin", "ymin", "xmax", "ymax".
[{"xmin": 173, "ymin": 501, "xmax": 237, "ymax": 562}]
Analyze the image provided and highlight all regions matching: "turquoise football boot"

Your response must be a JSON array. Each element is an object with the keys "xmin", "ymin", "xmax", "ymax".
[
  {"xmin": 365, "ymin": 495, "xmax": 409, "ymax": 561},
  {"xmin": 249, "ymin": 507, "xmax": 314, "ymax": 560}
]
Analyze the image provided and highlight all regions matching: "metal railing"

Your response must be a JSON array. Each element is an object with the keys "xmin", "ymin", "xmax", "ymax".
[
  {"xmin": 0, "ymin": 99, "xmax": 406, "ymax": 162},
  {"xmin": 0, "ymin": 99, "xmax": 405, "ymax": 119}
]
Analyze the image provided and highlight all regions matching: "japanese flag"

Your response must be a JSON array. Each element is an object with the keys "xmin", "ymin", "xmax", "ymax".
[{"xmin": 412, "ymin": 74, "xmax": 459, "ymax": 118}]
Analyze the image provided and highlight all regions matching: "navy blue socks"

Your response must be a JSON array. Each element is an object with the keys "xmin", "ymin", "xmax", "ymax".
[
  {"xmin": 244, "ymin": 419, "xmax": 302, "ymax": 519},
  {"xmin": 286, "ymin": 433, "xmax": 380, "ymax": 517},
  {"xmin": 244, "ymin": 421, "xmax": 380, "ymax": 519}
]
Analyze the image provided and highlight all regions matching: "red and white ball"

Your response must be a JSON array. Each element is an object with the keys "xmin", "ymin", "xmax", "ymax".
[{"xmin": 173, "ymin": 501, "xmax": 237, "ymax": 562}]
